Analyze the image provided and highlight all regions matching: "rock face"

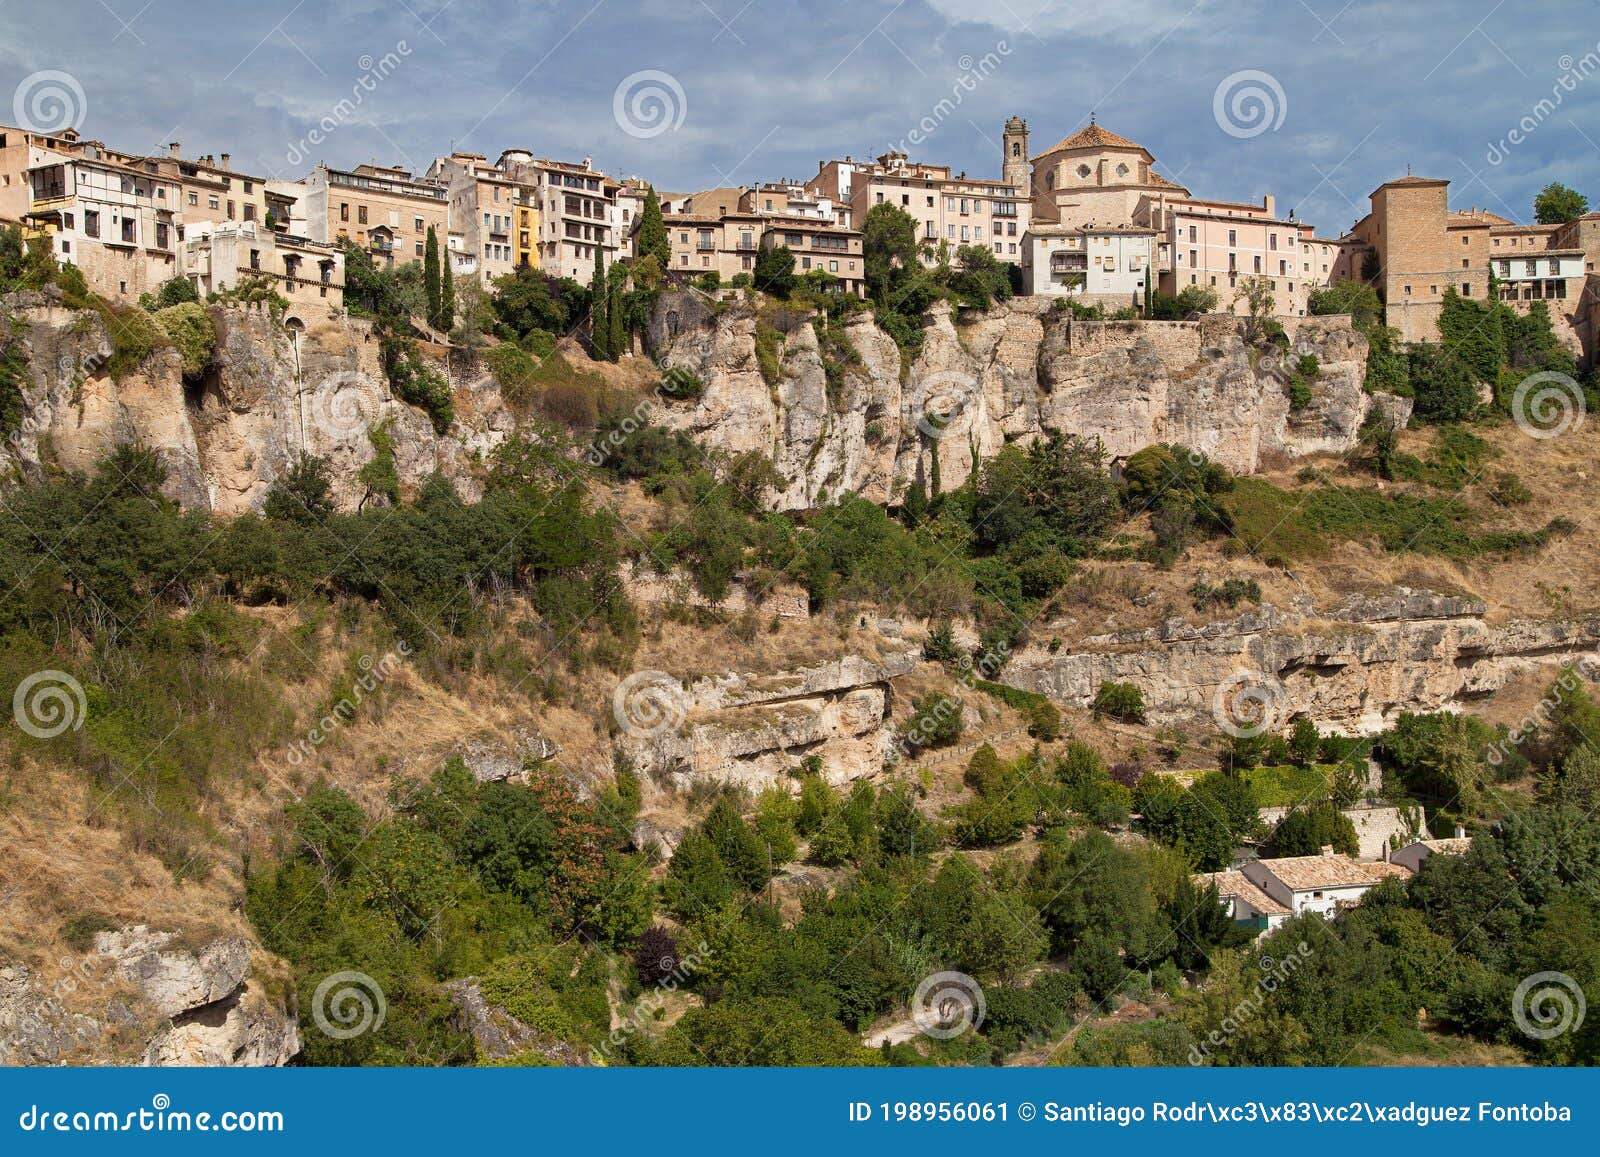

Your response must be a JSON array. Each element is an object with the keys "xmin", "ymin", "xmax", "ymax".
[
  {"xmin": 1005, "ymin": 589, "xmax": 1600, "ymax": 734},
  {"xmin": 443, "ymin": 978, "xmax": 594, "ymax": 1065},
  {"xmin": 620, "ymin": 647, "xmax": 921, "ymax": 790},
  {"xmin": 0, "ymin": 926, "xmax": 298, "ymax": 1066},
  {"xmin": 1, "ymin": 292, "xmax": 516, "ymax": 513},
  {"xmin": 648, "ymin": 293, "xmax": 1394, "ymax": 511}
]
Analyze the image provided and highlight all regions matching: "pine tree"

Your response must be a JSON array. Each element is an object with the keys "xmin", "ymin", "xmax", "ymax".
[
  {"xmin": 639, "ymin": 187, "xmax": 670, "ymax": 270},
  {"xmin": 589, "ymin": 244, "xmax": 609, "ymax": 359},
  {"xmin": 440, "ymin": 261, "xmax": 455, "ymax": 332},
  {"xmin": 423, "ymin": 226, "xmax": 441, "ymax": 329}
]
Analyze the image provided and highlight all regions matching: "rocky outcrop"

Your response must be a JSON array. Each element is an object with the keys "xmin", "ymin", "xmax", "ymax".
[
  {"xmin": 1, "ymin": 292, "xmax": 515, "ymax": 514},
  {"xmin": 620, "ymin": 646, "xmax": 921, "ymax": 790},
  {"xmin": 1006, "ymin": 589, "xmax": 1600, "ymax": 734},
  {"xmin": 443, "ymin": 978, "xmax": 593, "ymax": 1065},
  {"xmin": 0, "ymin": 926, "xmax": 298, "ymax": 1066},
  {"xmin": 648, "ymin": 293, "xmax": 1394, "ymax": 511}
]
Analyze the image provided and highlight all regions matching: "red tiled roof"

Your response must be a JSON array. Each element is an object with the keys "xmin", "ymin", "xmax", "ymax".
[{"xmin": 1035, "ymin": 123, "xmax": 1148, "ymax": 157}]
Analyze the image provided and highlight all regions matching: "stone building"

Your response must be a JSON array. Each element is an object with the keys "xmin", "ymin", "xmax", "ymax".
[
  {"xmin": 805, "ymin": 145, "xmax": 1030, "ymax": 264},
  {"xmin": 428, "ymin": 151, "xmax": 531, "ymax": 287},
  {"xmin": 301, "ymin": 162, "xmax": 450, "ymax": 269},
  {"xmin": 180, "ymin": 219, "xmax": 343, "ymax": 309},
  {"xmin": 22, "ymin": 139, "xmax": 180, "ymax": 298}
]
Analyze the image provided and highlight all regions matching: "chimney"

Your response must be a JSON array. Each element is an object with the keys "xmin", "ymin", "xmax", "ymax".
[
  {"xmin": 220, "ymin": 153, "xmax": 231, "ymax": 170},
  {"xmin": 1263, "ymin": 193, "xmax": 1276, "ymax": 218},
  {"xmin": 1319, "ymin": 844, "xmax": 1334, "ymax": 857},
  {"xmin": 169, "ymin": 141, "xmax": 181, "ymax": 159}
]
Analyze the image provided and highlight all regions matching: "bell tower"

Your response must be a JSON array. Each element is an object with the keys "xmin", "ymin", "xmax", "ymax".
[{"xmin": 1002, "ymin": 115, "xmax": 1029, "ymax": 192}]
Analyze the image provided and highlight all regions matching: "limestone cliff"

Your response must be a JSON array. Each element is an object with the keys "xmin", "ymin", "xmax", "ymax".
[
  {"xmin": 1004, "ymin": 589, "xmax": 1600, "ymax": 734},
  {"xmin": 647, "ymin": 292, "xmax": 1404, "ymax": 510}
]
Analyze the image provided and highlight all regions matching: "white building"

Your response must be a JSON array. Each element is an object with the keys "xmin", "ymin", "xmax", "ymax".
[
  {"xmin": 1388, "ymin": 836, "xmax": 1471, "ymax": 874},
  {"xmin": 1022, "ymin": 223, "xmax": 1154, "ymax": 303},
  {"xmin": 1241, "ymin": 853, "xmax": 1411, "ymax": 919},
  {"xmin": 180, "ymin": 219, "xmax": 343, "ymax": 307}
]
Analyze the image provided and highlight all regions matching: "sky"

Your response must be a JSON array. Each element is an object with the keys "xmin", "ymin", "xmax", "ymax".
[{"xmin": 2, "ymin": 0, "xmax": 1597, "ymax": 236}]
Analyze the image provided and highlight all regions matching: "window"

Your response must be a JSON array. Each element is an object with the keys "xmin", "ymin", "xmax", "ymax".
[
  {"xmin": 244, "ymin": 180, "xmax": 254, "ymax": 193},
  {"xmin": 1278, "ymin": 259, "xmax": 1287, "ymax": 275},
  {"xmin": 244, "ymin": 204, "xmax": 256, "ymax": 221},
  {"xmin": 340, "ymin": 202, "xmax": 350, "ymax": 222},
  {"xmin": 1269, "ymin": 234, "xmax": 1277, "ymax": 250},
  {"xmin": 1076, "ymin": 164, "xmax": 1090, "ymax": 177},
  {"xmin": 1188, "ymin": 225, "xmax": 1196, "ymax": 242},
  {"xmin": 1228, "ymin": 229, "xmax": 1237, "ymax": 246},
  {"xmin": 415, "ymin": 241, "xmax": 423, "ymax": 256},
  {"xmin": 1462, "ymin": 283, "xmax": 1471, "ymax": 296},
  {"xmin": 249, "ymin": 248, "xmax": 260, "ymax": 269},
  {"xmin": 358, "ymin": 205, "xmax": 368, "ymax": 224},
  {"xmin": 1461, "ymin": 259, "xmax": 1468, "ymax": 269},
  {"xmin": 415, "ymin": 216, "xmax": 424, "ymax": 232},
  {"xmin": 829, "ymin": 260, "xmax": 838, "ymax": 272},
  {"xmin": 121, "ymin": 217, "xmax": 136, "ymax": 243},
  {"xmin": 84, "ymin": 209, "xmax": 99, "ymax": 237},
  {"xmin": 227, "ymin": 200, "xmax": 235, "ymax": 217},
  {"xmin": 188, "ymin": 192, "xmax": 198, "ymax": 206},
  {"xmin": 208, "ymin": 196, "xmax": 219, "ymax": 210},
  {"xmin": 156, "ymin": 223, "xmax": 168, "ymax": 248}
]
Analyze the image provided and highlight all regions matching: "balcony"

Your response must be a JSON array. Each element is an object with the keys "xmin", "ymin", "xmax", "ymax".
[{"xmin": 1050, "ymin": 254, "xmax": 1088, "ymax": 274}]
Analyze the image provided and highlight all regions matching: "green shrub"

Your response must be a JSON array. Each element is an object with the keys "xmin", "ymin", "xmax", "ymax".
[
  {"xmin": 380, "ymin": 335, "xmax": 454, "ymax": 433},
  {"xmin": 1092, "ymin": 681, "xmax": 1146, "ymax": 723},
  {"xmin": 153, "ymin": 302, "xmax": 216, "ymax": 378}
]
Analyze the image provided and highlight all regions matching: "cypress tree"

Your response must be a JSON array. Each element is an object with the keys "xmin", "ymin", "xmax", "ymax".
[
  {"xmin": 589, "ymin": 244, "xmax": 609, "ymax": 359},
  {"xmin": 607, "ymin": 261, "xmax": 628, "ymax": 359},
  {"xmin": 639, "ymin": 187, "xmax": 670, "ymax": 270},
  {"xmin": 440, "ymin": 260, "xmax": 455, "ymax": 332},
  {"xmin": 423, "ymin": 225, "xmax": 441, "ymax": 328}
]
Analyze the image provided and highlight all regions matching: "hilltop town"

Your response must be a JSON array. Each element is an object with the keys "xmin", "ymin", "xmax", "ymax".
[{"xmin": 2, "ymin": 113, "xmax": 1594, "ymax": 364}]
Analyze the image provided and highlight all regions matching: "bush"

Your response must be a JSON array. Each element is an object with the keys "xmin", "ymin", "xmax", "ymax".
[
  {"xmin": 1093, "ymin": 681, "xmax": 1146, "ymax": 723},
  {"xmin": 485, "ymin": 342, "xmax": 540, "ymax": 404},
  {"xmin": 923, "ymin": 620, "xmax": 960, "ymax": 664},
  {"xmin": 153, "ymin": 302, "xmax": 216, "ymax": 378},
  {"xmin": 901, "ymin": 692, "xmax": 964, "ymax": 751},
  {"xmin": 380, "ymin": 336, "xmax": 454, "ymax": 434}
]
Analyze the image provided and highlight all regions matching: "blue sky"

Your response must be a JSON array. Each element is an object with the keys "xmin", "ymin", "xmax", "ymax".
[{"xmin": 3, "ymin": 0, "xmax": 1597, "ymax": 235}]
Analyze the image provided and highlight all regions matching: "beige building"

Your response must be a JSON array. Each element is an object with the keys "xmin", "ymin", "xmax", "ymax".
[
  {"xmin": 130, "ymin": 144, "xmax": 270, "ymax": 231},
  {"xmin": 1023, "ymin": 118, "xmax": 1328, "ymax": 315},
  {"xmin": 652, "ymin": 207, "xmax": 865, "ymax": 296},
  {"xmin": 496, "ymin": 151, "xmax": 621, "ymax": 281},
  {"xmin": 302, "ymin": 162, "xmax": 449, "ymax": 269},
  {"xmin": 806, "ymin": 141, "xmax": 1030, "ymax": 265},
  {"xmin": 429, "ymin": 152, "xmax": 529, "ymax": 286},
  {"xmin": 23, "ymin": 140, "xmax": 181, "ymax": 298},
  {"xmin": 181, "ymin": 219, "xmax": 343, "ymax": 308}
]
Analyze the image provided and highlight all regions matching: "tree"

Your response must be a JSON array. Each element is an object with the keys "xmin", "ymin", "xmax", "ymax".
[
  {"xmin": 1534, "ymin": 182, "xmax": 1588, "ymax": 225},
  {"xmin": 606, "ymin": 259, "xmax": 628, "ymax": 359},
  {"xmin": 440, "ymin": 260, "xmax": 455, "ymax": 332},
  {"xmin": 423, "ymin": 225, "xmax": 442, "ymax": 329},
  {"xmin": 263, "ymin": 454, "xmax": 333, "ymax": 524},
  {"xmin": 638, "ymin": 187, "xmax": 670, "ymax": 271},
  {"xmin": 1406, "ymin": 344, "xmax": 1479, "ymax": 424},
  {"xmin": 861, "ymin": 202, "xmax": 919, "ymax": 306},
  {"xmin": 753, "ymin": 244, "xmax": 795, "ymax": 298},
  {"xmin": 1269, "ymin": 801, "xmax": 1358, "ymax": 857},
  {"xmin": 1289, "ymin": 717, "xmax": 1321, "ymax": 766},
  {"xmin": 1307, "ymin": 281, "xmax": 1382, "ymax": 333},
  {"xmin": 589, "ymin": 243, "xmax": 609, "ymax": 359},
  {"xmin": 1235, "ymin": 275, "xmax": 1275, "ymax": 342}
]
